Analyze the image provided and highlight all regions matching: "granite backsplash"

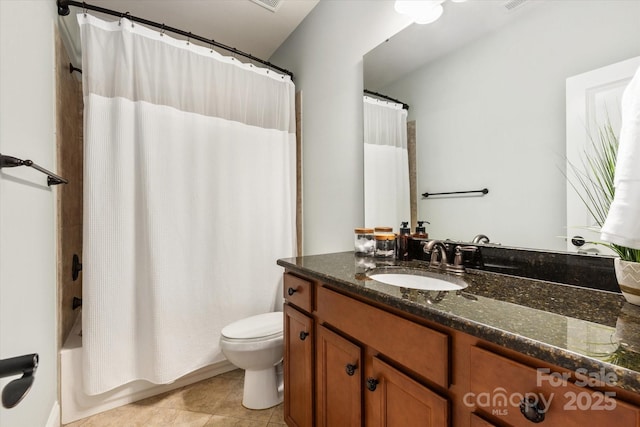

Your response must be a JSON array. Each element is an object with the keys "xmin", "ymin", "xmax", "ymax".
[{"xmin": 408, "ymin": 238, "xmax": 618, "ymax": 292}]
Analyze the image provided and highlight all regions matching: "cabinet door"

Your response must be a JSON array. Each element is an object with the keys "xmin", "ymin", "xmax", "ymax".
[
  {"xmin": 316, "ymin": 325, "xmax": 363, "ymax": 427},
  {"xmin": 365, "ymin": 357, "xmax": 449, "ymax": 427},
  {"xmin": 284, "ymin": 304, "xmax": 314, "ymax": 427}
]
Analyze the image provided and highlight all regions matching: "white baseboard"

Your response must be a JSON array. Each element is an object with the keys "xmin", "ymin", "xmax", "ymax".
[{"xmin": 45, "ymin": 401, "xmax": 60, "ymax": 427}]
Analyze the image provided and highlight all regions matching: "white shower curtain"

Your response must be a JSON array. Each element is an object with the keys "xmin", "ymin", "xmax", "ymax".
[
  {"xmin": 363, "ymin": 96, "xmax": 410, "ymax": 229},
  {"xmin": 79, "ymin": 14, "xmax": 296, "ymax": 395}
]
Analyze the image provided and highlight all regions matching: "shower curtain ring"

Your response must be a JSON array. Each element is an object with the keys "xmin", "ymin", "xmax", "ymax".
[
  {"xmin": 160, "ymin": 24, "xmax": 165, "ymax": 36},
  {"xmin": 119, "ymin": 11, "xmax": 130, "ymax": 26},
  {"xmin": 210, "ymin": 39, "xmax": 215, "ymax": 53},
  {"xmin": 187, "ymin": 32, "xmax": 191, "ymax": 45},
  {"xmin": 82, "ymin": 1, "xmax": 87, "ymax": 16}
]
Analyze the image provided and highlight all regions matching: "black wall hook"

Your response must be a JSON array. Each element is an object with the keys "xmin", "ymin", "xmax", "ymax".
[
  {"xmin": 69, "ymin": 63, "xmax": 82, "ymax": 75},
  {"xmin": 0, "ymin": 353, "xmax": 38, "ymax": 409},
  {"xmin": 72, "ymin": 254, "xmax": 83, "ymax": 281}
]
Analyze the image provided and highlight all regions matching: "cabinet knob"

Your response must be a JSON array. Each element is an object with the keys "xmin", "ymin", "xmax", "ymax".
[
  {"xmin": 345, "ymin": 363, "xmax": 357, "ymax": 376},
  {"xmin": 287, "ymin": 287, "xmax": 297, "ymax": 296},
  {"xmin": 299, "ymin": 331, "xmax": 309, "ymax": 341},
  {"xmin": 519, "ymin": 395, "xmax": 546, "ymax": 423},
  {"xmin": 366, "ymin": 377, "xmax": 379, "ymax": 392}
]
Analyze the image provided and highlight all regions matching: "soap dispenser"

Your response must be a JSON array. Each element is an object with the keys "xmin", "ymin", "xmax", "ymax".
[
  {"xmin": 412, "ymin": 221, "xmax": 430, "ymax": 239},
  {"xmin": 396, "ymin": 222, "xmax": 411, "ymax": 261}
]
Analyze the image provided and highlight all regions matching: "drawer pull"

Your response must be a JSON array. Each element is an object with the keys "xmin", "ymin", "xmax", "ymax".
[
  {"xmin": 519, "ymin": 395, "xmax": 546, "ymax": 423},
  {"xmin": 287, "ymin": 287, "xmax": 297, "ymax": 296},
  {"xmin": 345, "ymin": 363, "xmax": 357, "ymax": 376},
  {"xmin": 366, "ymin": 377, "xmax": 379, "ymax": 392},
  {"xmin": 299, "ymin": 331, "xmax": 309, "ymax": 341}
]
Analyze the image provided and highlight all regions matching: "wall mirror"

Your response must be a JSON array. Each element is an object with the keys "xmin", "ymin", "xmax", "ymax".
[{"xmin": 363, "ymin": 0, "xmax": 640, "ymax": 252}]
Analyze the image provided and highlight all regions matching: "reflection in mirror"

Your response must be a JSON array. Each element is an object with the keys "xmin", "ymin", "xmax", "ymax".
[
  {"xmin": 363, "ymin": 95, "xmax": 410, "ymax": 229},
  {"xmin": 363, "ymin": 0, "xmax": 640, "ymax": 252}
]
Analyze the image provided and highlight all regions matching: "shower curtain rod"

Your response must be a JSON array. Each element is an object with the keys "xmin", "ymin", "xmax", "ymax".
[
  {"xmin": 56, "ymin": 0, "xmax": 294, "ymax": 80},
  {"xmin": 364, "ymin": 89, "xmax": 409, "ymax": 110}
]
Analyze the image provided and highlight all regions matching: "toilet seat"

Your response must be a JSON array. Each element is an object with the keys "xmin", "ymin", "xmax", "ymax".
[{"xmin": 221, "ymin": 312, "xmax": 283, "ymax": 341}]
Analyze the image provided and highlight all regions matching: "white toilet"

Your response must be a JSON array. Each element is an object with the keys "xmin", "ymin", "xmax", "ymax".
[{"xmin": 220, "ymin": 311, "xmax": 284, "ymax": 410}]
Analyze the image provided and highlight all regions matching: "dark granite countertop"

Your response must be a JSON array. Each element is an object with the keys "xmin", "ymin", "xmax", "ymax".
[{"xmin": 277, "ymin": 251, "xmax": 640, "ymax": 395}]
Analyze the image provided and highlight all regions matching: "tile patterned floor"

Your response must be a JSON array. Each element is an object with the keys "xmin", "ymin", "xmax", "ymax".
[{"xmin": 63, "ymin": 369, "xmax": 286, "ymax": 427}]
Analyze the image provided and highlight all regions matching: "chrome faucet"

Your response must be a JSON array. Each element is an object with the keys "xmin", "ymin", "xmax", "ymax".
[
  {"xmin": 422, "ymin": 240, "xmax": 449, "ymax": 269},
  {"xmin": 472, "ymin": 234, "xmax": 490, "ymax": 244}
]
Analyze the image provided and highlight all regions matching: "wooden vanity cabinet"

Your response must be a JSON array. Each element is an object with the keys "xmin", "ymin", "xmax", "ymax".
[
  {"xmin": 284, "ymin": 271, "xmax": 450, "ymax": 427},
  {"xmin": 283, "ymin": 273, "xmax": 314, "ymax": 427},
  {"xmin": 282, "ymin": 270, "xmax": 640, "ymax": 427}
]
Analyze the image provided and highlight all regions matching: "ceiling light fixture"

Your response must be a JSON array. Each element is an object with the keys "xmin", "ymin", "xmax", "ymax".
[{"xmin": 394, "ymin": 0, "xmax": 466, "ymax": 25}]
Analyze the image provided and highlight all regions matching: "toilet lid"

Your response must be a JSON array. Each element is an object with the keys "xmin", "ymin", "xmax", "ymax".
[{"xmin": 221, "ymin": 312, "xmax": 283, "ymax": 340}]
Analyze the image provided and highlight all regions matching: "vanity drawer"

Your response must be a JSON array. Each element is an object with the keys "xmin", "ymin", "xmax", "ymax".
[
  {"xmin": 469, "ymin": 346, "xmax": 640, "ymax": 426},
  {"xmin": 283, "ymin": 273, "xmax": 313, "ymax": 313},
  {"xmin": 316, "ymin": 285, "xmax": 449, "ymax": 388}
]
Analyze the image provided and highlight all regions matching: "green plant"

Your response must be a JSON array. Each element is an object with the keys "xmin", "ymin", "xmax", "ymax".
[
  {"xmin": 606, "ymin": 344, "xmax": 640, "ymax": 372},
  {"xmin": 567, "ymin": 120, "xmax": 640, "ymax": 262}
]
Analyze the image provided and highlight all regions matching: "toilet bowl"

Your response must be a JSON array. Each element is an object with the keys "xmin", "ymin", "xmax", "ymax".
[{"xmin": 220, "ymin": 311, "xmax": 284, "ymax": 410}]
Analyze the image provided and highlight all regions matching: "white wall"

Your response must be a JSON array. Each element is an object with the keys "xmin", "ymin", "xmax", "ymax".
[
  {"xmin": 382, "ymin": 1, "xmax": 640, "ymax": 250},
  {"xmin": 271, "ymin": 1, "xmax": 411, "ymax": 255},
  {"xmin": 0, "ymin": 1, "xmax": 59, "ymax": 426}
]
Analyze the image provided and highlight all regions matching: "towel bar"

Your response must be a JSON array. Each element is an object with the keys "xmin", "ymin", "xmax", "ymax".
[
  {"xmin": 422, "ymin": 188, "xmax": 489, "ymax": 198},
  {"xmin": 0, "ymin": 153, "xmax": 68, "ymax": 186}
]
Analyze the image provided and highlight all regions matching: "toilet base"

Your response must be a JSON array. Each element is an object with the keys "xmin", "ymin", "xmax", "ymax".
[{"xmin": 242, "ymin": 366, "xmax": 283, "ymax": 410}]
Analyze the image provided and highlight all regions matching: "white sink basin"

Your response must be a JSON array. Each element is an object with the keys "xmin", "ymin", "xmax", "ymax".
[{"xmin": 367, "ymin": 270, "xmax": 467, "ymax": 291}]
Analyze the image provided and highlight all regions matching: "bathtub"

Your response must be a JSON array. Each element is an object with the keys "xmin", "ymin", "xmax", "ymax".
[{"xmin": 60, "ymin": 313, "xmax": 235, "ymax": 424}]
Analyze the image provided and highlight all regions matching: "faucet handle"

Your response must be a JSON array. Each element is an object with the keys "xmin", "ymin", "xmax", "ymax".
[
  {"xmin": 446, "ymin": 246, "xmax": 466, "ymax": 274},
  {"xmin": 429, "ymin": 249, "xmax": 441, "ymax": 267},
  {"xmin": 453, "ymin": 246, "xmax": 463, "ymax": 266}
]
